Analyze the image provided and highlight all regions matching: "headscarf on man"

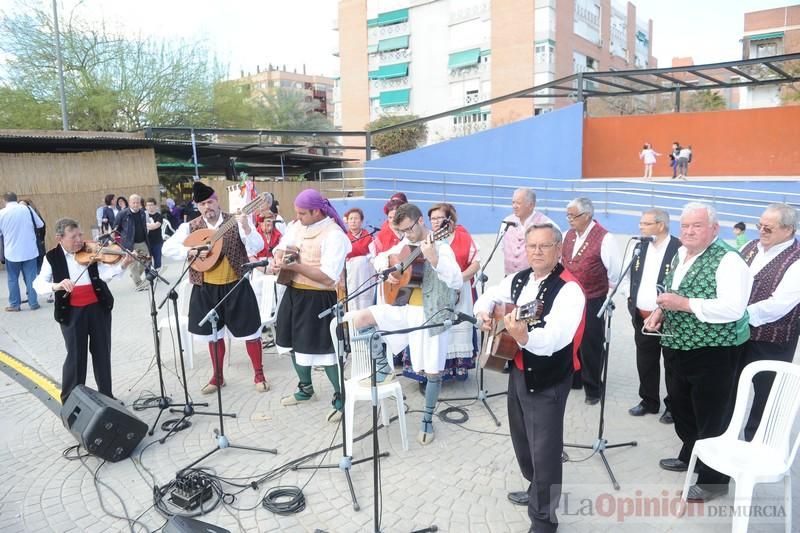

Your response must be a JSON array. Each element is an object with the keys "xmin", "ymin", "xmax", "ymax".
[{"xmin": 294, "ymin": 188, "xmax": 347, "ymax": 233}]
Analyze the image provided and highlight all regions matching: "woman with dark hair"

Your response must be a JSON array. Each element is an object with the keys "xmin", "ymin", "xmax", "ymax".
[
  {"xmin": 270, "ymin": 199, "xmax": 287, "ymax": 235},
  {"xmin": 344, "ymin": 207, "xmax": 376, "ymax": 310},
  {"xmin": 99, "ymin": 194, "xmax": 115, "ymax": 233}
]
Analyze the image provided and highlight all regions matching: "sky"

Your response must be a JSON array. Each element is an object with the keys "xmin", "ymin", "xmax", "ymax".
[{"xmin": 0, "ymin": 0, "xmax": 794, "ymax": 79}]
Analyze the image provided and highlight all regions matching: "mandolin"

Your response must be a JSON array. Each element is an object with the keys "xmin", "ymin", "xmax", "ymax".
[
  {"xmin": 275, "ymin": 246, "xmax": 299, "ymax": 286},
  {"xmin": 183, "ymin": 192, "xmax": 272, "ymax": 272},
  {"xmin": 382, "ymin": 221, "xmax": 452, "ymax": 306},
  {"xmin": 479, "ymin": 300, "xmax": 544, "ymax": 372}
]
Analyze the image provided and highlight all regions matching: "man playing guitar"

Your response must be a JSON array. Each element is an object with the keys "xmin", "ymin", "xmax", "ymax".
[
  {"xmin": 348, "ymin": 203, "xmax": 462, "ymax": 445},
  {"xmin": 162, "ymin": 181, "xmax": 269, "ymax": 395},
  {"xmin": 474, "ymin": 223, "xmax": 586, "ymax": 533}
]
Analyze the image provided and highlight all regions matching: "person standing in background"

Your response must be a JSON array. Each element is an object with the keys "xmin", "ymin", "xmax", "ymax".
[
  {"xmin": 733, "ymin": 222, "xmax": 748, "ymax": 248},
  {"xmin": 145, "ymin": 198, "xmax": 164, "ymax": 272},
  {"xmin": 639, "ymin": 143, "xmax": 661, "ymax": 180},
  {"xmin": 0, "ymin": 192, "xmax": 44, "ymax": 312}
]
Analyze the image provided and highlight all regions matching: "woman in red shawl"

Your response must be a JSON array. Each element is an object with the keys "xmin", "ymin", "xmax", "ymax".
[
  {"xmin": 372, "ymin": 193, "xmax": 407, "ymax": 255},
  {"xmin": 343, "ymin": 207, "xmax": 376, "ymax": 309}
]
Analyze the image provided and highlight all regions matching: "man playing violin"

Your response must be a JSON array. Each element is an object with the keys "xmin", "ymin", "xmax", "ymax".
[
  {"xmin": 474, "ymin": 223, "xmax": 585, "ymax": 533},
  {"xmin": 162, "ymin": 181, "xmax": 268, "ymax": 395},
  {"xmin": 348, "ymin": 203, "xmax": 462, "ymax": 445},
  {"xmin": 33, "ymin": 218, "xmax": 134, "ymax": 402}
]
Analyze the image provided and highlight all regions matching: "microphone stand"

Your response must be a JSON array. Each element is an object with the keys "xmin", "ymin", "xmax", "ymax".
[
  {"xmin": 439, "ymin": 222, "xmax": 511, "ymax": 426},
  {"xmin": 293, "ymin": 271, "xmax": 390, "ymax": 512},
  {"xmin": 370, "ymin": 318, "xmax": 465, "ymax": 533},
  {"xmin": 178, "ymin": 268, "xmax": 277, "ymax": 474},
  {"xmin": 563, "ymin": 243, "xmax": 641, "ymax": 490},
  {"xmin": 113, "ymin": 240, "xmax": 191, "ymax": 436},
  {"xmin": 153, "ymin": 254, "xmax": 218, "ymax": 444}
]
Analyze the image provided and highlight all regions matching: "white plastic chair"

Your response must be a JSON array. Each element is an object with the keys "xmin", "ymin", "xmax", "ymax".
[
  {"xmin": 329, "ymin": 319, "xmax": 408, "ymax": 456},
  {"xmin": 258, "ymin": 273, "xmax": 279, "ymax": 337},
  {"xmin": 157, "ymin": 279, "xmax": 195, "ymax": 369},
  {"xmin": 680, "ymin": 360, "xmax": 800, "ymax": 533}
]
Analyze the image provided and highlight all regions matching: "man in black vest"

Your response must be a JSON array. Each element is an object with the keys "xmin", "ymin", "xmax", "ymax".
[
  {"xmin": 739, "ymin": 203, "xmax": 800, "ymax": 440},
  {"xmin": 625, "ymin": 208, "xmax": 680, "ymax": 422},
  {"xmin": 32, "ymin": 218, "xmax": 132, "ymax": 402},
  {"xmin": 475, "ymin": 223, "xmax": 586, "ymax": 533}
]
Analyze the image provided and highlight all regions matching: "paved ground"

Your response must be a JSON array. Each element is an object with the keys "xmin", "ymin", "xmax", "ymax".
[{"xmin": 0, "ymin": 234, "xmax": 797, "ymax": 532}]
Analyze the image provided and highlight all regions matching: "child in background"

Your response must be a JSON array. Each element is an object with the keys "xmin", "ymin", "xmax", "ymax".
[
  {"xmin": 733, "ymin": 221, "xmax": 748, "ymax": 248},
  {"xmin": 639, "ymin": 143, "xmax": 661, "ymax": 180}
]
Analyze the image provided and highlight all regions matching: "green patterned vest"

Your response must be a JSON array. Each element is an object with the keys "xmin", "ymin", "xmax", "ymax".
[{"xmin": 661, "ymin": 239, "xmax": 749, "ymax": 350}]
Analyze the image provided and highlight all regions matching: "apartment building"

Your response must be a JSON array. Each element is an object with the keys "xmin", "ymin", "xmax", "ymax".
[
  {"xmin": 335, "ymin": 0, "xmax": 655, "ymax": 145},
  {"xmin": 236, "ymin": 65, "xmax": 335, "ymax": 117},
  {"xmin": 741, "ymin": 4, "xmax": 800, "ymax": 108}
]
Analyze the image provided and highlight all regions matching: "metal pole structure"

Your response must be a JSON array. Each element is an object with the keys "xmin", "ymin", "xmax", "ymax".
[
  {"xmin": 365, "ymin": 131, "xmax": 373, "ymax": 161},
  {"xmin": 674, "ymin": 86, "xmax": 681, "ymax": 113},
  {"xmin": 52, "ymin": 0, "xmax": 69, "ymax": 130}
]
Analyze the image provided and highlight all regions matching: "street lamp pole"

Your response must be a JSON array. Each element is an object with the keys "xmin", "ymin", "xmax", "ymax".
[{"xmin": 52, "ymin": 0, "xmax": 69, "ymax": 130}]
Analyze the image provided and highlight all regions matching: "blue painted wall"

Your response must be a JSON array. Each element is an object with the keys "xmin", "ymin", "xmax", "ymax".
[{"xmin": 331, "ymin": 103, "xmax": 585, "ymax": 234}]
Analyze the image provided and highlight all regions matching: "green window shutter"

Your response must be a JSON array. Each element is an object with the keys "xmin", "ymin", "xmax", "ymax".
[
  {"xmin": 379, "ymin": 89, "xmax": 410, "ymax": 107},
  {"xmin": 448, "ymin": 48, "xmax": 481, "ymax": 69},
  {"xmin": 378, "ymin": 35, "xmax": 410, "ymax": 52},
  {"xmin": 370, "ymin": 63, "xmax": 409, "ymax": 79},
  {"xmin": 367, "ymin": 18, "xmax": 379, "ymax": 28},
  {"xmin": 377, "ymin": 8, "xmax": 408, "ymax": 26},
  {"xmin": 749, "ymin": 31, "xmax": 784, "ymax": 41}
]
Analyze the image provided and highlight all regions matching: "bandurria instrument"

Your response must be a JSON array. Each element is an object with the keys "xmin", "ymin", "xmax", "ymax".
[
  {"xmin": 382, "ymin": 221, "xmax": 452, "ymax": 306},
  {"xmin": 479, "ymin": 300, "xmax": 544, "ymax": 372},
  {"xmin": 275, "ymin": 245, "xmax": 299, "ymax": 286},
  {"xmin": 183, "ymin": 192, "xmax": 272, "ymax": 272}
]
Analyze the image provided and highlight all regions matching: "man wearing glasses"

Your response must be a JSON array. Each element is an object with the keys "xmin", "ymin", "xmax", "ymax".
[
  {"xmin": 562, "ymin": 197, "xmax": 621, "ymax": 405},
  {"xmin": 348, "ymin": 203, "xmax": 462, "ymax": 445},
  {"xmin": 474, "ymin": 223, "xmax": 585, "ymax": 533},
  {"xmin": 622, "ymin": 209, "xmax": 681, "ymax": 422},
  {"xmin": 738, "ymin": 203, "xmax": 800, "ymax": 441},
  {"xmin": 644, "ymin": 202, "xmax": 752, "ymax": 503}
]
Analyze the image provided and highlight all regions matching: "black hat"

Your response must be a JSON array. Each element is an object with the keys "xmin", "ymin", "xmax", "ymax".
[{"xmin": 192, "ymin": 181, "xmax": 215, "ymax": 202}]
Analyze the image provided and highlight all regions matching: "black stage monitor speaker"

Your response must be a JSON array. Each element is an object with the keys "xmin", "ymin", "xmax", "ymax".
[
  {"xmin": 60, "ymin": 385, "xmax": 147, "ymax": 462},
  {"xmin": 163, "ymin": 516, "xmax": 231, "ymax": 533}
]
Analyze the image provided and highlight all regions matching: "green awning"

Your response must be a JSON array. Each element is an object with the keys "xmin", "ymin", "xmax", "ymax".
[
  {"xmin": 749, "ymin": 31, "xmax": 784, "ymax": 41},
  {"xmin": 370, "ymin": 63, "xmax": 409, "ymax": 79},
  {"xmin": 379, "ymin": 89, "xmax": 410, "ymax": 107},
  {"xmin": 367, "ymin": 18, "xmax": 378, "ymax": 28},
  {"xmin": 377, "ymin": 8, "xmax": 408, "ymax": 26},
  {"xmin": 448, "ymin": 48, "xmax": 480, "ymax": 69},
  {"xmin": 378, "ymin": 35, "xmax": 409, "ymax": 52},
  {"xmin": 367, "ymin": 44, "xmax": 378, "ymax": 54}
]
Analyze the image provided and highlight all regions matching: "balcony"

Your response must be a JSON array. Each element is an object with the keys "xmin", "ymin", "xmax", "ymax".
[
  {"xmin": 369, "ymin": 21, "xmax": 410, "ymax": 40},
  {"xmin": 449, "ymin": 2, "xmax": 489, "ymax": 25}
]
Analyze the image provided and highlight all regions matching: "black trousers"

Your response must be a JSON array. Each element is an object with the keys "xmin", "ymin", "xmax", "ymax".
[
  {"xmin": 508, "ymin": 368, "xmax": 571, "ymax": 533},
  {"xmin": 60, "ymin": 303, "xmax": 112, "ymax": 403},
  {"xmin": 739, "ymin": 337, "xmax": 799, "ymax": 441},
  {"xmin": 632, "ymin": 313, "xmax": 671, "ymax": 411},
  {"xmin": 664, "ymin": 345, "xmax": 740, "ymax": 486},
  {"xmin": 573, "ymin": 296, "xmax": 605, "ymax": 399}
]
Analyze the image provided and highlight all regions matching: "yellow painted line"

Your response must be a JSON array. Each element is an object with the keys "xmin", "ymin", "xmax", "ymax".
[{"xmin": 0, "ymin": 350, "xmax": 62, "ymax": 404}]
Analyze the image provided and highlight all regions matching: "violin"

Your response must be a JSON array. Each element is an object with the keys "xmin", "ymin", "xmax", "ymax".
[{"xmin": 74, "ymin": 241, "xmax": 147, "ymax": 265}]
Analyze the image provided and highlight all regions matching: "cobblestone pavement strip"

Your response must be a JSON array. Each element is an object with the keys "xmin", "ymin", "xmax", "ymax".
[{"xmin": 0, "ymin": 235, "xmax": 798, "ymax": 532}]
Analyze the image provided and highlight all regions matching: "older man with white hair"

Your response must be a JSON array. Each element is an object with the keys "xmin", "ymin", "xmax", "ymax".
[
  {"xmin": 645, "ymin": 201, "xmax": 752, "ymax": 503},
  {"xmin": 738, "ymin": 203, "xmax": 800, "ymax": 441},
  {"xmin": 561, "ymin": 197, "xmax": 621, "ymax": 405},
  {"xmin": 502, "ymin": 188, "xmax": 557, "ymax": 276}
]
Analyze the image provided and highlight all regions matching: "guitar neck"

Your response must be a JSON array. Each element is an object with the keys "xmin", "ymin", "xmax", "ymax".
[{"xmin": 209, "ymin": 194, "xmax": 267, "ymax": 243}]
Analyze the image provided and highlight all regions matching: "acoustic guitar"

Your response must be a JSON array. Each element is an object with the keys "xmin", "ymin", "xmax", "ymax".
[
  {"xmin": 382, "ymin": 221, "xmax": 452, "ymax": 306},
  {"xmin": 479, "ymin": 300, "xmax": 544, "ymax": 372},
  {"xmin": 182, "ymin": 192, "xmax": 272, "ymax": 272}
]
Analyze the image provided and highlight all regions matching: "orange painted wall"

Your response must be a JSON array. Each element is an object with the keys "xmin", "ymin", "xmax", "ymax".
[{"xmin": 583, "ymin": 106, "xmax": 800, "ymax": 177}]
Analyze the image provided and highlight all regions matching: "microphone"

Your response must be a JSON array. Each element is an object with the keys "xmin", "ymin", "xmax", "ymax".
[
  {"xmin": 501, "ymin": 220, "xmax": 518, "ymax": 228},
  {"xmin": 379, "ymin": 263, "xmax": 403, "ymax": 278},
  {"xmin": 241, "ymin": 258, "xmax": 270, "ymax": 270},
  {"xmin": 444, "ymin": 308, "xmax": 478, "ymax": 325},
  {"xmin": 366, "ymin": 225, "xmax": 380, "ymax": 235},
  {"xmin": 96, "ymin": 230, "xmax": 116, "ymax": 243},
  {"xmin": 189, "ymin": 243, "xmax": 212, "ymax": 251},
  {"xmin": 632, "ymin": 235, "xmax": 656, "ymax": 242}
]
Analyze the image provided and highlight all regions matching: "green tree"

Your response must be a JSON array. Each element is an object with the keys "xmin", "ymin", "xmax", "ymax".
[
  {"xmin": 366, "ymin": 115, "xmax": 427, "ymax": 157},
  {"xmin": 779, "ymin": 60, "xmax": 800, "ymax": 104},
  {"xmin": 0, "ymin": 87, "xmax": 61, "ymax": 128},
  {"xmin": 683, "ymin": 89, "xmax": 727, "ymax": 112}
]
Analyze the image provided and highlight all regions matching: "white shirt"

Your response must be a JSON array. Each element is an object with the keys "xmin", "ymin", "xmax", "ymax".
[
  {"xmin": 620, "ymin": 236, "xmax": 672, "ymax": 311},
  {"xmin": 33, "ymin": 246, "xmax": 124, "ymax": 296},
  {"xmin": 163, "ymin": 213, "xmax": 264, "ymax": 261},
  {"xmin": 746, "ymin": 239, "xmax": 800, "ymax": 328},
  {"xmin": 570, "ymin": 220, "xmax": 622, "ymax": 289},
  {"xmin": 274, "ymin": 218, "xmax": 352, "ymax": 284},
  {"xmin": 374, "ymin": 236, "xmax": 463, "ymax": 291},
  {"xmin": 474, "ymin": 270, "xmax": 585, "ymax": 356},
  {"xmin": 0, "ymin": 201, "xmax": 44, "ymax": 262},
  {"xmin": 669, "ymin": 239, "xmax": 753, "ymax": 323}
]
